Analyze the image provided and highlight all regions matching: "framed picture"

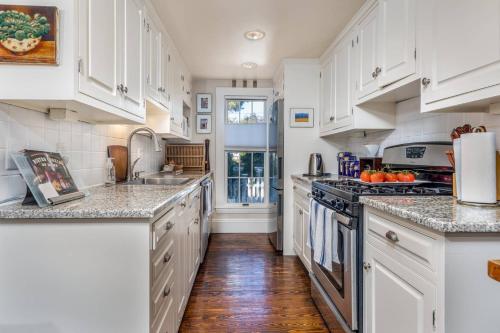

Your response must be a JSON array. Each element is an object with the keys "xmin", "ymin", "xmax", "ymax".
[
  {"xmin": 0, "ymin": 5, "xmax": 59, "ymax": 65},
  {"xmin": 197, "ymin": 94, "xmax": 212, "ymax": 113},
  {"xmin": 197, "ymin": 115, "xmax": 212, "ymax": 134},
  {"xmin": 290, "ymin": 108, "xmax": 314, "ymax": 128}
]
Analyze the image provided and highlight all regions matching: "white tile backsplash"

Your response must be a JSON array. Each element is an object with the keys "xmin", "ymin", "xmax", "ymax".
[
  {"xmin": 0, "ymin": 103, "xmax": 165, "ymax": 204},
  {"xmin": 347, "ymin": 97, "xmax": 500, "ymax": 157}
]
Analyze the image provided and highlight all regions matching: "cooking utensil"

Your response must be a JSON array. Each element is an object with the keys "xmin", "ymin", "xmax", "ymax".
[{"xmin": 107, "ymin": 145, "xmax": 128, "ymax": 182}]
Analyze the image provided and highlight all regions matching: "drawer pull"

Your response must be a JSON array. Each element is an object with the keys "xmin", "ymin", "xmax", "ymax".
[
  {"xmin": 194, "ymin": 218, "xmax": 199, "ymax": 224},
  {"xmin": 164, "ymin": 253, "xmax": 172, "ymax": 263},
  {"xmin": 163, "ymin": 286, "xmax": 171, "ymax": 297},
  {"xmin": 363, "ymin": 262, "xmax": 372, "ymax": 271},
  {"xmin": 181, "ymin": 202, "xmax": 186, "ymax": 208},
  {"xmin": 385, "ymin": 230, "xmax": 399, "ymax": 242},
  {"xmin": 165, "ymin": 221, "xmax": 174, "ymax": 231}
]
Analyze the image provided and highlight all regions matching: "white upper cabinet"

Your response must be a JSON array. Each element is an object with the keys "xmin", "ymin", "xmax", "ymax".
[
  {"xmin": 144, "ymin": 15, "xmax": 161, "ymax": 104},
  {"xmin": 320, "ymin": 59, "xmax": 334, "ymax": 132},
  {"xmin": 420, "ymin": 0, "xmax": 500, "ymax": 112},
  {"xmin": 332, "ymin": 34, "xmax": 355, "ymax": 129},
  {"xmin": 78, "ymin": 0, "xmax": 122, "ymax": 110},
  {"xmin": 357, "ymin": 5, "xmax": 380, "ymax": 100},
  {"xmin": 122, "ymin": 0, "xmax": 145, "ymax": 118},
  {"xmin": 377, "ymin": 0, "xmax": 416, "ymax": 87}
]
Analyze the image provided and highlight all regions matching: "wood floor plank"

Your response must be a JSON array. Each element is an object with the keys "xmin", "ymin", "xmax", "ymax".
[{"xmin": 180, "ymin": 233, "xmax": 328, "ymax": 333}]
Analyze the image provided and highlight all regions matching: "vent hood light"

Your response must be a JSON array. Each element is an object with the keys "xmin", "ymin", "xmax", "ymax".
[{"xmin": 244, "ymin": 30, "xmax": 265, "ymax": 41}]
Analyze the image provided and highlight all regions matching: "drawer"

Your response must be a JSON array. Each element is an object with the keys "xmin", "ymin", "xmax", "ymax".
[
  {"xmin": 176, "ymin": 195, "xmax": 188, "ymax": 217},
  {"xmin": 151, "ymin": 267, "xmax": 174, "ymax": 325},
  {"xmin": 366, "ymin": 211, "xmax": 438, "ymax": 270},
  {"xmin": 151, "ymin": 238, "xmax": 174, "ymax": 286},
  {"xmin": 152, "ymin": 207, "xmax": 176, "ymax": 251},
  {"xmin": 293, "ymin": 183, "xmax": 311, "ymax": 210},
  {"xmin": 188, "ymin": 187, "xmax": 201, "ymax": 208},
  {"xmin": 151, "ymin": 279, "xmax": 175, "ymax": 333}
]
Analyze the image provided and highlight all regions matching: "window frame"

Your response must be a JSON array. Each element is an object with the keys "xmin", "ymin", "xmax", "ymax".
[{"xmin": 225, "ymin": 98, "xmax": 267, "ymax": 125}]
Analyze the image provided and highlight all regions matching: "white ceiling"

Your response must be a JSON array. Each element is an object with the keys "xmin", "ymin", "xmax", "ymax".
[{"xmin": 151, "ymin": 0, "xmax": 364, "ymax": 80}]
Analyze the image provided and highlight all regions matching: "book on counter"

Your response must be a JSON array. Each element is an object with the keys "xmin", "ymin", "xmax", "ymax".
[{"xmin": 11, "ymin": 150, "xmax": 86, "ymax": 207}]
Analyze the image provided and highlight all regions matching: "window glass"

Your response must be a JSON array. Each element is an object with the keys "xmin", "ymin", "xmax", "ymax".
[
  {"xmin": 240, "ymin": 152, "xmax": 252, "ymax": 177},
  {"xmin": 227, "ymin": 179, "xmax": 239, "ymax": 203},
  {"xmin": 226, "ymin": 151, "xmax": 266, "ymax": 204},
  {"xmin": 253, "ymin": 152, "xmax": 264, "ymax": 177},
  {"xmin": 227, "ymin": 152, "xmax": 240, "ymax": 177},
  {"xmin": 225, "ymin": 99, "xmax": 266, "ymax": 124}
]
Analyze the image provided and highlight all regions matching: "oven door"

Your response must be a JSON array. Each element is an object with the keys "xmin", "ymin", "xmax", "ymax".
[{"xmin": 311, "ymin": 210, "xmax": 357, "ymax": 331}]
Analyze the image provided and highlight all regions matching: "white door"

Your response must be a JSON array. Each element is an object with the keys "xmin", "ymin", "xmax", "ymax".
[
  {"xmin": 421, "ymin": 0, "xmax": 500, "ymax": 107},
  {"xmin": 377, "ymin": 0, "xmax": 416, "ymax": 87},
  {"xmin": 364, "ymin": 243, "xmax": 437, "ymax": 333},
  {"xmin": 333, "ymin": 35, "xmax": 354, "ymax": 129},
  {"xmin": 320, "ymin": 59, "xmax": 334, "ymax": 132},
  {"xmin": 78, "ymin": 0, "xmax": 122, "ymax": 108},
  {"xmin": 293, "ymin": 202, "xmax": 303, "ymax": 254},
  {"xmin": 122, "ymin": 0, "xmax": 144, "ymax": 117},
  {"xmin": 357, "ymin": 6, "xmax": 379, "ymax": 100},
  {"xmin": 301, "ymin": 209, "xmax": 311, "ymax": 271}
]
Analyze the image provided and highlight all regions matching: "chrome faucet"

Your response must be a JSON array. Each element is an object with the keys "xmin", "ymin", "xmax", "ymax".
[{"xmin": 127, "ymin": 127, "xmax": 162, "ymax": 181}]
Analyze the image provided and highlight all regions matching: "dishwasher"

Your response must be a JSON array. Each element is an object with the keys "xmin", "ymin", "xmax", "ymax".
[{"xmin": 200, "ymin": 177, "xmax": 213, "ymax": 262}]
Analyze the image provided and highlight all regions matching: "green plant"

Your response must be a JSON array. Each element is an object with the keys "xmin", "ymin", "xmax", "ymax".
[{"xmin": 0, "ymin": 10, "xmax": 50, "ymax": 42}]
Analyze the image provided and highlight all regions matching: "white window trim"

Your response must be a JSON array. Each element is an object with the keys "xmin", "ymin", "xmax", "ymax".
[{"xmin": 215, "ymin": 87, "xmax": 274, "ymax": 210}]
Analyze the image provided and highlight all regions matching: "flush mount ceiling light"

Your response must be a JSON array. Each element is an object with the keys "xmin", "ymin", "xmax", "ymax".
[
  {"xmin": 244, "ymin": 30, "xmax": 266, "ymax": 41},
  {"xmin": 242, "ymin": 62, "xmax": 257, "ymax": 69}
]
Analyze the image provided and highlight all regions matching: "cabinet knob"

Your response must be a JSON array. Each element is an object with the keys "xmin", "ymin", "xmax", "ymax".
[
  {"xmin": 375, "ymin": 67, "xmax": 382, "ymax": 75},
  {"xmin": 329, "ymin": 116, "xmax": 334, "ymax": 121},
  {"xmin": 117, "ymin": 84, "xmax": 124, "ymax": 93},
  {"xmin": 163, "ymin": 286, "xmax": 171, "ymax": 297},
  {"xmin": 165, "ymin": 221, "xmax": 174, "ymax": 231},
  {"xmin": 385, "ymin": 230, "xmax": 399, "ymax": 242},
  {"xmin": 181, "ymin": 202, "xmax": 186, "ymax": 208},
  {"xmin": 293, "ymin": 185, "xmax": 297, "ymax": 190},
  {"xmin": 123, "ymin": 86, "xmax": 128, "ymax": 94},
  {"xmin": 194, "ymin": 218, "xmax": 199, "ymax": 224},
  {"xmin": 307, "ymin": 193, "xmax": 312, "ymax": 198},
  {"xmin": 422, "ymin": 77, "xmax": 431, "ymax": 87},
  {"xmin": 164, "ymin": 252, "xmax": 172, "ymax": 263},
  {"xmin": 299, "ymin": 209, "xmax": 303, "ymax": 215},
  {"xmin": 363, "ymin": 262, "xmax": 372, "ymax": 271}
]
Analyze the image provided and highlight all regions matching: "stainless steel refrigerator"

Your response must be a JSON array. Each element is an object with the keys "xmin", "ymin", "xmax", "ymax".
[{"xmin": 268, "ymin": 99, "xmax": 284, "ymax": 251}]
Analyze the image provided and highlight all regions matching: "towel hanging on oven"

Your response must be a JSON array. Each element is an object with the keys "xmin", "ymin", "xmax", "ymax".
[{"xmin": 308, "ymin": 198, "xmax": 340, "ymax": 272}]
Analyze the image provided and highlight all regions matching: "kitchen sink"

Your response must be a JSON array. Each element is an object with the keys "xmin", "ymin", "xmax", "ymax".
[{"xmin": 121, "ymin": 177, "xmax": 192, "ymax": 186}]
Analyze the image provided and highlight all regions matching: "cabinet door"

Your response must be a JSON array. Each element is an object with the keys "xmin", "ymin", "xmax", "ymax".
[
  {"xmin": 377, "ymin": 0, "xmax": 416, "ymax": 87},
  {"xmin": 301, "ymin": 209, "xmax": 312, "ymax": 271},
  {"xmin": 158, "ymin": 33, "xmax": 169, "ymax": 107},
  {"xmin": 122, "ymin": 0, "xmax": 144, "ymax": 117},
  {"xmin": 78, "ymin": 0, "xmax": 122, "ymax": 108},
  {"xmin": 175, "ymin": 213, "xmax": 186, "ymax": 324},
  {"xmin": 357, "ymin": 6, "xmax": 379, "ymax": 99},
  {"xmin": 293, "ymin": 202, "xmax": 303, "ymax": 255},
  {"xmin": 320, "ymin": 59, "xmax": 334, "ymax": 131},
  {"xmin": 144, "ymin": 16, "xmax": 160, "ymax": 102},
  {"xmin": 364, "ymin": 243, "xmax": 437, "ymax": 333},
  {"xmin": 421, "ymin": 0, "xmax": 500, "ymax": 106},
  {"xmin": 333, "ymin": 36, "xmax": 354, "ymax": 129},
  {"xmin": 187, "ymin": 218, "xmax": 196, "ymax": 286}
]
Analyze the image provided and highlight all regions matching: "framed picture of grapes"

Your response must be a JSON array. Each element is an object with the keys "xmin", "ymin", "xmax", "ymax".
[{"xmin": 0, "ymin": 5, "xmax": 59, "ymax": 64}]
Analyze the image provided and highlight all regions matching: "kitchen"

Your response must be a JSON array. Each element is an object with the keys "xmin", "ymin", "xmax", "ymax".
[{"xmin": 0, "ymin": 0, "xmax": 499, "ymax": 332}]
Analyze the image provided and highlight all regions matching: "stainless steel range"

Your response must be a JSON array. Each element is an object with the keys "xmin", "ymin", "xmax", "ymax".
[{"xmin": 309, "ymin": 142, "xmax": 453, "ymax": 333}]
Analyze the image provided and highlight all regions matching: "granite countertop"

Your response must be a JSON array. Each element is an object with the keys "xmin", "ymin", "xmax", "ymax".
[
  {"xmin": 360, "ymin": 196, "xmax": 500, "ymax": 233},
  {"xmin": 0, "ymin": 172, "xmax": 212, "ymax": 220},
  {"xmin": 291, "ymin": 174, "xmax": 341, "ymax": 186}
]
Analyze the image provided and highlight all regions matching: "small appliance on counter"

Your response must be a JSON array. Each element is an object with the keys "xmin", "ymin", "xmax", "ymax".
[
  {"xmin": 305, "ymin": 153, "xmax": 325, "ymax": 176},
  {"xmin": 359, "ymin": 157, "xmax": 382, "ymax": 172}
]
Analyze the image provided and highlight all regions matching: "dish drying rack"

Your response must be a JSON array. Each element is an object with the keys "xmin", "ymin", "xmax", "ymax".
[{"xmin": 165, "ymin": 143, "xmax": 206, "ymax": 173}]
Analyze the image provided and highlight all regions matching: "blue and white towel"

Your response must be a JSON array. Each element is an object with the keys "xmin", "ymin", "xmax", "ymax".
[{"xmin": 307, "ymin": 198, "xmax": 340, "ymax": 271}]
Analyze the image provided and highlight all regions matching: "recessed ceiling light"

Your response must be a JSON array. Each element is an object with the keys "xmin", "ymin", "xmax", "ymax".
[
  {"xmin": 244, "ymin": 30, "xmax": 266, "ymax": 41},
  {"xmin": 242, "ymin": 62, "xmax": 257, "ymax": 69}
]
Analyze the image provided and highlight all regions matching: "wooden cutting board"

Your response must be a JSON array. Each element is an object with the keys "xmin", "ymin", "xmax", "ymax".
[
  {"xmin": 107, "ymin": 145, "xmax": 128, "ymax": 182},
  {"xmin": 488, "ymin": 260, "xmax": 500, "ymax": 282}
]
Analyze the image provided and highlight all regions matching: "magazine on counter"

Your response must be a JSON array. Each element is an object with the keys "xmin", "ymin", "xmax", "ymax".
[{"xmin": 12, "ymin": 150, "xmax": 85, "ymax": 207}]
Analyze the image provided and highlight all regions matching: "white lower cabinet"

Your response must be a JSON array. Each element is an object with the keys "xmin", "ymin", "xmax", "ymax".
[
  {"xmin": 152, "ymin": 186, "xmax": 202, "ymax": 333},
  {"xmin": 364, "ymin": 243, "xmax": 437, "ymax": 333},
  {"xmin": 292, "ymin": 180, "xmax": 312, "ymax": 272}
]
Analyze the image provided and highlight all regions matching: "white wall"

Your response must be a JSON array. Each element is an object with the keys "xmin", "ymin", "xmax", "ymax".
[
  {"xmin": 345, "ymin": 97, "xmax": 500, "ymax": 156},
  {"xmin": 0, "ymin": 103, "xmax": 165, "ymax": 204},
  {"xmin": 282, "ymin": 60, "xmax": 344, "ymax": 255}
]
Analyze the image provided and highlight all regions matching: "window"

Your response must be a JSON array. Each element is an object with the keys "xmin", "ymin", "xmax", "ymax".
[
  {"xmin": 227, "ymin": 151, "xmax": 265, "ymax": 204},
  {"xmin": 226, "ymin": 99, "xmax": 266, "ymax": 124}
]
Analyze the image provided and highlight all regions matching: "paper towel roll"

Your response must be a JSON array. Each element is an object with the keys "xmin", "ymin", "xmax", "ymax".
[
  {"xmin": 460, "ymin": 133, "xmax": 497, "ymax": 204},
  {"xmin": 453, "ymin": 139, "xmax": 462, "ymax": 200}
]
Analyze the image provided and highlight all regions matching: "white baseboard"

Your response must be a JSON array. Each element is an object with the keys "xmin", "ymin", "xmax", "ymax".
[{"xmin": 211, "ymin": 216, "xmax": 273, "ymax": 233}]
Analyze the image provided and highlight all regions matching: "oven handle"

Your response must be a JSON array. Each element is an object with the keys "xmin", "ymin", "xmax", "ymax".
[{"xmin": 313, "ymin": 199, "xmax": 354, "ymax": 228}]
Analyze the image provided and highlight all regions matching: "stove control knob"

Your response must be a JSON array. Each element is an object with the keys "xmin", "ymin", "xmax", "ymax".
[
  {"xmin": 319, "ymin": 192, "xmax": 325, "ymax": 198},
  {"xmin": 336, "ymin": 200, "xmax": 345, "ymax": 210}
]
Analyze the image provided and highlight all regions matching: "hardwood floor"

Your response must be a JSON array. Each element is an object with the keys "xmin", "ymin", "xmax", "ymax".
[{"xmin": 180, "ymin": 234, "xmax": 329, "ymax": 333}]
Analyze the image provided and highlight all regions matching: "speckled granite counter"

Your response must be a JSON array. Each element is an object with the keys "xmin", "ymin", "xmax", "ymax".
[
  {"xmin": 291, "ymin": 174, "xmax": 341, "ymax": 186},
  {"xmin": 360, "ymin": 196, "xmax": 500, "ymax": 233},
  {"xmin": 0, "ymin": 172, "xmax": 212, "ymax": 220}
]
